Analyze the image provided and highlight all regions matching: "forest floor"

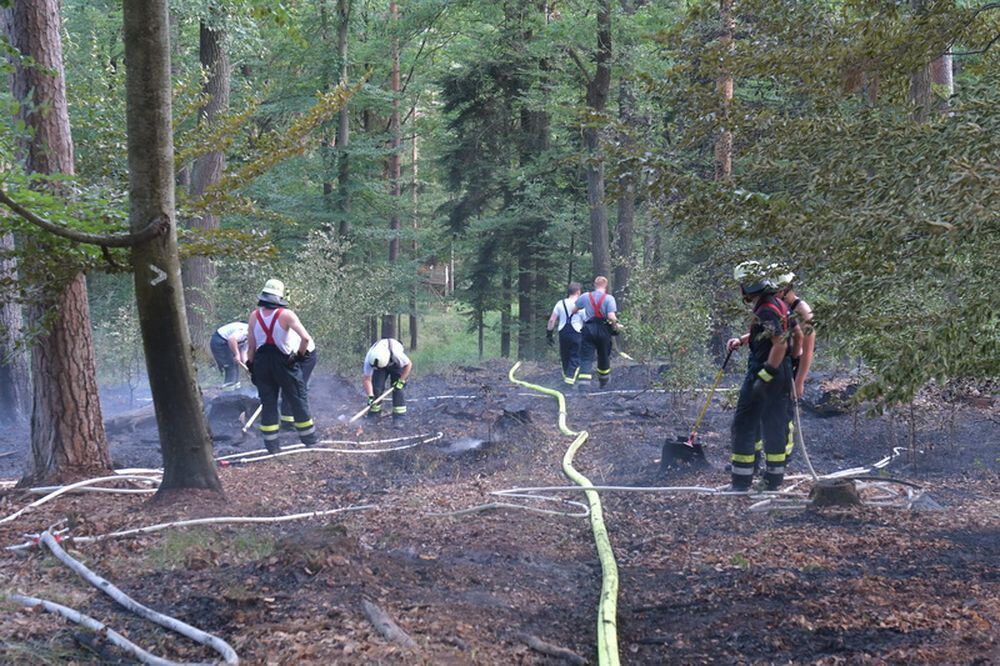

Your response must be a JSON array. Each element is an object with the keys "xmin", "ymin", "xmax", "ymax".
[{"xmin": 0, "ymin": 361, "xmax": 997, "ymax": 664}]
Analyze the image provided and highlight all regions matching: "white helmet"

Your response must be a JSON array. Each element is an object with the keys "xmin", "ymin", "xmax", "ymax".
[
  {"xmin": 258, "ymin": 278, "xmax": 288, "ymax": 306},
  {"xmin": 733, "ymin": 260, "xmax": 775, "ymax": 296},
  {"xmin": 366, "ymin": 341, "xmax": 391, "ymax": 369},
  {"xmin": 770, "ymin": 265, "xmax": 796, "ymax": 289}
]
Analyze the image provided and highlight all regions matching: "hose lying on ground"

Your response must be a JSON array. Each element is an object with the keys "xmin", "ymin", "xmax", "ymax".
[
  {"xmin": 10, "ymin": 594, "xmax": 181, "ymax": 666},
  {"xmin": 218, "ymin": 432, "xmax": 444, "ymax": 466},
  {"xmin": 32, "ymin": 530, "xmax": 239, "ymax": 665},
  {"xmin": 508, "ymin": 362, "xmax": 621, "ymax": 666},
  {"xmin": 6, "ymin": 505, "xmax": 375, "ymax": 552},
  {"xmin": 0, "ymin": 475, "xmax": 162, "ymax": 527}
]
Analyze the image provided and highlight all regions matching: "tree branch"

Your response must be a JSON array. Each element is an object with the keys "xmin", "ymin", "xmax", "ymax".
[
  {"xmin": 0, "ymin": 189, "xmax": 168, "ymax": 248},
  {"xmin": 566, "ymin": 46, "xmax": 593, "ymax": 84}
]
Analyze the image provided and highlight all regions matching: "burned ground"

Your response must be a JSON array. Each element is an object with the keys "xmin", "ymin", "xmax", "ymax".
[{"xmin": 0, "ymin": 361, "xmax": 997, "ymax": 664}]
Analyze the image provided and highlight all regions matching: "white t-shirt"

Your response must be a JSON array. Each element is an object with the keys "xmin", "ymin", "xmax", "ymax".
[
  {"xmin": 551, "ymin": 297, "xmax": 584, "ymax": 333},
  {"xmin": 363, "ymin": 338, "xmax": 411, "ymax": 377},
  {"xmin": 286, "ymin": 326, "xmax": 316, "ymax": 353},
  {"xmin": 216, "ymin": 322, "xmax": 248, "ymax": 348}
]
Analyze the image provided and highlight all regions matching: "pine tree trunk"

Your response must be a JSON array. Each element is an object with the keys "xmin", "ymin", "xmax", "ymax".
[
  {"xmin": 409, "ymin": 125, "xmax": 418, "ymax": 350},
  {"xmin": 585, "ymin": 0, "xmax": 612, "ymax": 279},
  {"xmin": 714, "ymin": 0, "xmax": 734, "ymax": 180},
  {"xmin": 3, "ymin": 0, "xmax": 112, "ymax": 483},
  {"xmin": 930, "ymin": 53, "xmax": 953, "ymax": 114},
  {"xmin": 517, "ymin": 246, "xmax": 533, "ymax": 360},
  {"xmin": 381, "ymin": 0, "xmax": 401, "ymax": 340},
  {"xmin": 614, "ymin": 79, "xmax": 637, "ymax": 311},
  {"xmin": 182, "ymin": 16, "xmax": 230, "ymax": 347},
  {"xmin": 336, "ymin": 0, "xmax": 352, "ymax": 237},
  {"xmin": 500, "ymin": 266, "xmax": 512, "ymax": 358},
  {"xmin": 123, "ymin": 0, "xmax": 222, "ymax": 497},
  {"xmin": 0, "ymin": 233, "xmax": 30, "ymax": 424}
]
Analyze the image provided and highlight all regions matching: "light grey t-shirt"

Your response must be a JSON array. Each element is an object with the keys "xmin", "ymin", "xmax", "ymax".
[{"xmin": 575, "ymin": 290, "xmax": 617, "ymax": 322}]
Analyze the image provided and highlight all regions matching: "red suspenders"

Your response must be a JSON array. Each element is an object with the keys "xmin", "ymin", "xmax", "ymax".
[{"xmin": 255, "ymin": 308, "xmax": 284, "ymax": 345}]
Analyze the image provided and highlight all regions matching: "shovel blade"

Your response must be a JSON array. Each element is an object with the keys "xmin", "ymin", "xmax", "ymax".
[{"xmin": 659, "ymin": 435, "xmax": 709, "ymax": 472}]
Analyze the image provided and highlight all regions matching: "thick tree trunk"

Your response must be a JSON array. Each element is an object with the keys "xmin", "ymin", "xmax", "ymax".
[
  {"xmin": 182, "ymin": 16, "xmax": 230, "ymax": 347},
  {"xmin": 336, "ymin": 0, "xmax": 352, "ymax": 237},
  {"xmin": 381, "ymin": 0, "xmax": 402, "ymax": 340},
  {"xmin": 714, "ymin": 0, "xmax": 734, "ymax": 180},
  {"xmin": 3, "ymin": 0, "xmax": 112, "ymax": 482},
  {"xmin": 123, "ymin": 0, "xmax": 222, "ymax": 496},
  {"xmin": 585, "ymin": 0, "xmax": 612, "ymax": 279},
  {"xmin": 0, "ymin": 233, "xmax": 30, "ymax": 424}
]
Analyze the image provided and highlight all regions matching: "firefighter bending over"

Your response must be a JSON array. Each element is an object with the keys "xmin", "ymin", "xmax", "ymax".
[{"xmin": 363, "ymin": 338, "xmax": 413, "ymax": 420}]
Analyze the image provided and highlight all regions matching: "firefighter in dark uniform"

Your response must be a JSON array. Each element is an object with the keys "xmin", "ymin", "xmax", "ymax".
[
  {"xmin": 246, "ymin": 279, "xmax": 317, "ymax": 454},
  {"xmin": 726, "ymin": 262, "xmax": 792, "ymax": 491},
  {"xmin": 573, "ymin": 276, "xmax": 622, "ymax": 389},
  {"xmin": 362, "ymin": 338, "xmax": 413, "ymax": 419}
]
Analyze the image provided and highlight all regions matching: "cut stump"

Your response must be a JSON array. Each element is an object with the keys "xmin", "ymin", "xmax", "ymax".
[{"xmin": 809, "ymin": 478, "xmax": 861, "ymax": 507}]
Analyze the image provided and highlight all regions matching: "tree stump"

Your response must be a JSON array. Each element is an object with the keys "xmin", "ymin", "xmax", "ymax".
[{"xmin": 809, "ymin": 478, "xmax": 861, "ymax": 507}]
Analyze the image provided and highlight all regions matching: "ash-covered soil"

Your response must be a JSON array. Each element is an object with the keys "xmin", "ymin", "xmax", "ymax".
[{"xmin": 1, "ymin": 360, "xmax": 997, "ymax": 664}]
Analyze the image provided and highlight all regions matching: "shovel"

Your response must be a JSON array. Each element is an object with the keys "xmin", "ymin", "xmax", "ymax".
[
  {"xmin": 340, "ymin": 386, "xmax": 395, "ymax": 424},
  {"xmin": 660, "ymin": 348, "xmax": 734, "ymax": 471}
]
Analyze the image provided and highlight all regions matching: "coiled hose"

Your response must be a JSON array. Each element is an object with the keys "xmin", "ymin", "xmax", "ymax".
[{"xmin": 508, "ymin": 362, "xmax": 620, "ymax": 666}]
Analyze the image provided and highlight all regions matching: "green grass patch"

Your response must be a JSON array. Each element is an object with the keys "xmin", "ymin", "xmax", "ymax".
[
  {"xmin": 145, "ymin": 527, "xmax": 277, "ymax": 571},
  {"xmin": 406, "ymin": 307, "xmax": 505, "ymax": 374}
]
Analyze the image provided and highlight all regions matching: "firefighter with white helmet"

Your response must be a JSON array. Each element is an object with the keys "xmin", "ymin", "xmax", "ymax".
[
  {"xmin": 246, "ymin": 279, "xmax": 317, "ymax": 453},
  {"xmin": 362, "ymin": 338, "xmax": 413, "ymax": 419},
  {"xmin": 725, "ymin": 261, "xmax": 793, "ymax": 490}
]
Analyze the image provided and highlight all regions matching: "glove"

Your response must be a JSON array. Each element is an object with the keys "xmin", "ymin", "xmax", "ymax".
[
  {"xmin": 546, "ymin": 329, "xmax": 555, "ymax": 347},
  {"xmin": 296, "ymin": 349, "xmax": 313, "ymax": 363},
  {"xmin": 756, "ymin": 364, "xmax": 779, "ymax": 383},
  {"xmin": 367, "ymin": 395, "xmax": 376, "ymax": 406},
  {"xmin": 246, "ymin": 360, "xmax": 256, "ymax": 385},
  {"xmin": 393, "ymin": 378, "xmax": 406, "ymax": 391}
]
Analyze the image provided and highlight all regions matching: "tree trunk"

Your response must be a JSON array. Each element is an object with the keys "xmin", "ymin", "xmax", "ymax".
[
  {"xmin": 336, "ymin": 0, "xmax": 352, "ymax": 237},
  {"xmin": 500, "ymin": 266, "xmax": 512, "ymax": 358},
  {"xmin": 182, "ymin": 15, "xmax": 230, "ymax": 347},
  {"xmin": 614, "ymin": 79, "xmax": 637, "ymax": 311},
  {"xmin": 517, "ymin": 245, "xmax": 533, "ymax": 360},
  {"xmin": 929, "ymin": 53, "xmax": 953, "ymax": 114},
  {"xmin": 0, "ymin": 233, "xmax": 30, "ymax": 424},
  {"xmin": 714, "ymin": 0, "xmax": 734, "ymax": 180},
  {"xmin": 123, "ymin": 0, "xmax": 222, "ymax": 496},
  {"xmin": 381, "ymin": 0, "xmax": 401, "ymax": 340},
  {"xmin": 409, "ymin": 125, "xmax": 418, "ymax": 350},
  {"xmin": 585, "ymin": 0, "xmax": 612, "ymax": 279},
  {"xmin": 3, "ymin": 0, "xmax": 112, "ymax": 482}
]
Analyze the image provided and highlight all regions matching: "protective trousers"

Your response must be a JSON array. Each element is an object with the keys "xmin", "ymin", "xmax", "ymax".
[
  {"xmin": 579, "ymin": 320, "xmax": 612, "ymax": 387},
  {"xmin": 281, "ymin": 351, "xmax": 317, "ymax": 428},
  {"xmin": 731, "ymin": 360, "xmax": 791, "ymax": 490},
  {"xmin": 253, "ymin": 346, "xmax": 316, "ymax": 451},
  {"xmin": 370, "ymin": 365, "xmax": 406, "ymax": 416},
  {"xmin": 210, "ymin": 333, "xmax": 239, "ymax": 386},
  {"xmin": 559, "ymin": 326, "xmax": 582, "ymax": 385}
]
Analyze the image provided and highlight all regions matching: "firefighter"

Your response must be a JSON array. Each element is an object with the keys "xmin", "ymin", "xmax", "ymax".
[
  {"xmin": 771, "ymin": 267, "xmax": 816, "ymax": 462},
  {"xmin": 246, "ymin": 279, "xmax": 317, "ymax": 454},
  {"xmin": 363, "ymin": 338, "xmax": 412, "ymax": 420},
  {"xmin": 773, "ymin": 269, "xmax": 815, "ymax": 399},
  {"xmin": 546, "ymin": 282, "xmax": 584, "ymax": 385},
  {"xmin": 280, "ymin": 325, "xmax": 317, "ymax": 431},
  {"xmin": 574, "ymin": 276, "xmax": 622, "ymax": 389},
  {"xmin": 210, "ymin": 321, "xmax": 248, "ymax": 389},
  {"xmin": 726, "ymin": 261, "xmax": 792, "ymax": 491}
]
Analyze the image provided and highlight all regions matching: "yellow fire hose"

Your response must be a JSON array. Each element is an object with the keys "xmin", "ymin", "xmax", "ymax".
[{"xmin": 508, "ymin": 362, "xmax": 620, "ymax": 666}]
